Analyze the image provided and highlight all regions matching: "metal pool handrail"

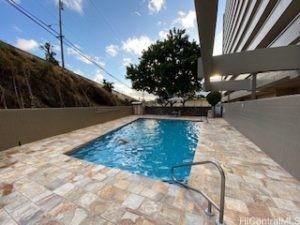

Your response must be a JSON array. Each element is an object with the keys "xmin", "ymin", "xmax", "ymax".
[{"xmin": 171, "ymin": 160, "xmax": 226, "ymax": 225}]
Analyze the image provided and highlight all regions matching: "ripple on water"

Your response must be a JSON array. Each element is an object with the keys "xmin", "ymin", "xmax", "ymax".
[{"xmin": 70, "ymin": 118, "xmax": 200, "ymax": 181}]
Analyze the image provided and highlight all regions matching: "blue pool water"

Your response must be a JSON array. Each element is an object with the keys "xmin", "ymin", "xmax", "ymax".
[{"xmin": 70, "ymin": 119, "xmax": 200, "ymax": 181}]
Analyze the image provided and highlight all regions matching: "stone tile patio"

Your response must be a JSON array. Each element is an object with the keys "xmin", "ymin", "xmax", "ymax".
[{"xmin": 0, "ymin": 115, "xmax": 299, "ymax": 225}]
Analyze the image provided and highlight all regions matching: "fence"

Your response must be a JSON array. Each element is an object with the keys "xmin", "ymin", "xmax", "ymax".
[{"xmin": 144, "ymin": 106, "xmax": 211, "ymax": 116}]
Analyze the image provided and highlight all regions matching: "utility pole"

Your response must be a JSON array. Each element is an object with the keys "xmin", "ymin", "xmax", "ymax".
[{"xmin": 58, "ymin": 0, "xmax": 65, "ymax": 68}]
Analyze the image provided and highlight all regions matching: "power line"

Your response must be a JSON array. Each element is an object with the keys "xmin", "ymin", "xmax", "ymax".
[
  {"xmin": 33, "ymin": 0, "xmax": 57, "ymax": 24},
  {"xmin": 62, "ymin": 39, "xmax": 130, "ymax": 86},
  {"xmin": 32, "ymin": 0, "xmax": 89, "ymax": 48},
  {"xmin": 86, "ymin": 0, "xmax": 128, "ymax": 68},
  {"xmin": 4, "ymin": 0, "xmax": 131, "ymax": 89},
  {"xmin": 5, "ymin": 0, "xmax": 58, "ymax": 38},
  {"xmin": 27, "ymin": 0, "xmax": 125, "ymax": 82},
  {"xmin": 87, "ymin": 0, "xmax": 121, "ymax": 42}
]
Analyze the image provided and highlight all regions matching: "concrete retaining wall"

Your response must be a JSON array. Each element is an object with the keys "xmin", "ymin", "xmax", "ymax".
[
  {"xmin": 0, "ymin": 106, "xmax": 133, "ymax": 151},
  {"xmin": 145, "ymin": 106, "xmax": 211, "ymax": 116},
  {"xmin": 223, "ymin": 95, "xmax": 300, "ymax": 180}
]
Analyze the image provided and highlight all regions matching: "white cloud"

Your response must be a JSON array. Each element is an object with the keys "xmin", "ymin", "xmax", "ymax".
[
  {"xmin": 158, "ymin": 30, "xmax": 168, "ymax": 40},
  {"xmin": 122, "ymin": 58, "xmax": 132, "ymax": 67},
  {"xmin": 173, "ymin": 10, "xmax": 196, "ymax": 30},
  {"xmin": 53, "ymin": 44, "xmax": 61, "ymax": 52},
  {"xmin": 157, "ymin": 21, "xmax": 167, "ymax": 27},
  {"xmin": 213, "ymin": 31, "xmax": 223, "ymax": 56},
  {"xmin": 15, "ymin": 38, "xmax": 39, "ymax": 51},
  {"xmin": 105, "ymin": 44, "xmax": 119, "ymax": 57},
  {"xmin": 13, "ymin": 26, "xmax": 22, "ymax": 32},
  {"xmin": 67, "ymin": 47, "xmax": 90, "ymax": 64},
  {"xmin": 134, "ymin": 11, "xmax": 141, "ymax": 16},
  {"xmin": 73, "ymin": 69, "xmax": 84, "ymax": 76},
  {"xmin": 122, "ymin": 35, "xmax": 153, "ymax": 56},
  {"xmin": 148, "ymin": 0, "xmax": 166, "ymax": 14},
  {"xmin": 94, "ymin": 56, "xmax": 105, "ymax": 67},
  {"xmin": 93, "ymin": 69, "xmax": 104, "ymax": 84},
  {"xmin": 114, "ymin": 83, "xmax": 156, "ymax": 101},
  {"xmin": 67, "ymin": 45, "xmax": 105, "ymax": 66},
  {"xmin": 55, "ymin": 0, "xmax": 84, "ymax": 14}
]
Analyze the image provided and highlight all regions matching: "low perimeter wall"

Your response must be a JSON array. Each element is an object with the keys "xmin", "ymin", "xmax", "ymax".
[
  {"xmin": 0, "ymin": 106, "xmax": 133, "ymax": 151},
  {"xmin": 223, "ymin": 95, "xmax": 300, "ymax": 180},
  {"xmin": 145, "ymin": 106, "xmax": 211, "ymax": 116}
]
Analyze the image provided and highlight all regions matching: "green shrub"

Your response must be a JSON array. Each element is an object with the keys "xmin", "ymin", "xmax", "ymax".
[{"xmin": 206, "ymin": 91, "xmax": 222, "ymax": 107}]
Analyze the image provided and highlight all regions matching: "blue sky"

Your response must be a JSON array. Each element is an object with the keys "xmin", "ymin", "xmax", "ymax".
[{"xmin": 0, "ymin": 0, "xmax": 225, "ymax": 100}]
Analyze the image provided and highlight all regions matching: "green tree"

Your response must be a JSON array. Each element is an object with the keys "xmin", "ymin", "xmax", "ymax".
[
  {"xmin": 156, "ymin": 96, "xmax": 169, "ymax": 107},
  {"xmin": 40, "ymin": 42, "xmax": 59, "ymax": 66},
  {"xmin": 103, "ymin": 79, "xmax": 114, "ymax": 92},
  {"xmin": 126, "ymin": 28, "xmax": 201, "ymax": 105},
  {"xmin": 180, "ymin": 91, "xmax": 195, "ymax": 106}
]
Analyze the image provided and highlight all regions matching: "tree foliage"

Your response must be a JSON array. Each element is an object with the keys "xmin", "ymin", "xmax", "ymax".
[
  {"xmin": 40, "ymin": 42, "xmax": 59, "ymax": 66},
  {"xmin": 103, "ymin": 79, "xmax": 114, "ymax": 92},
  {"xmin": 206, "ymin": 91, "xmax": 222, "ymax": 107},
  {"xmin": 126, "ymin": 28, "xmax": 201, "ymax": 103}
]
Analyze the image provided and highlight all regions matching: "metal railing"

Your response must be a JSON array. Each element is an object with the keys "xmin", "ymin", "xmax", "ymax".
[{"xmin": 171, "ymin": 160, "xmax": 226, "ymax": 225}]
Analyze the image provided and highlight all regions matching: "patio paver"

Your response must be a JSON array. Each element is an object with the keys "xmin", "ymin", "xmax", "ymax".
[{"xmin": 0, "ymin": 115, "xmax": 299, "ymax": 224}]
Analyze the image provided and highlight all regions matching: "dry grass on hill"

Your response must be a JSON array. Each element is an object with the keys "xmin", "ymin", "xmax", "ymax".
[{"xmin": 0, "ymin": 42, "xmax": 130, "ymax": 109}]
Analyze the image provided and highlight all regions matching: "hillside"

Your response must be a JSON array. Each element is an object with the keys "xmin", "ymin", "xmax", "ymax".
[{"xmin": 0, "ymin": 41, "xmax": 132, "ymax": 109}]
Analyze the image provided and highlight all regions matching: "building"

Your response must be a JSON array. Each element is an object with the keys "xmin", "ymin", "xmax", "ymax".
[
  {"xmin": 222, "ymin": 0, "xmax": 300, "ymax": 101},
  {"xmin": 194, "ymin": 0, "xmax": 300, "ymax": 179}
]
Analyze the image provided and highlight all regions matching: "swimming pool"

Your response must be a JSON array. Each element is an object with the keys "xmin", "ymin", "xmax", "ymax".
[{"xmin": 70, "ymin": 118, "xmax": 200, "ymax": 181}]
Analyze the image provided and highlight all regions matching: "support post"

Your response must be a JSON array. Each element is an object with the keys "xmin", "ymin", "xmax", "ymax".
[
  {"xmin": 251, "ymin": 73, "xmax": 257, "ymax": 99},
  {"xmin": 205, "ymin": 201, "xmax": 214, "ymax": 217}
]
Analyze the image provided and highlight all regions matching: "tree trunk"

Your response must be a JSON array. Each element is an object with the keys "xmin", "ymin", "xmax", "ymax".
[
  {"xmin": 19, "ymin": 92, "xmax": 25, "ymax": 108},
  {"xmin": 12, "ymin": 72, "xmax": 21, "ymax": 108},
  {"xmin": 0, "ymin": 85, "xmax": 7, "ymax": 109},
  {"xmin": 74, "ymin": 87, "xmax": 81, "ymax": 107},
  {"xmin": 57, "ymin": 87, "xmax": 65, "ymax": 107},
  {"xmin": 73, "ymin": 95, "xmax": 78, "ymax": 107},
  {"xmin": 81, "ymin": 88, "xmax": 91, "ymax": 107},
  {"xmin": 24, "ymin": 69, "xmax": 35, "ymax": 108},
  {"xmin": 212, "ymin": 105, "xmax": 215, "ymax": 118}
]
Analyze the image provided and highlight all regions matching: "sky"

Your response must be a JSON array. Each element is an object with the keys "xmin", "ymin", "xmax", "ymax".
[{"xmin": 0, "ymin": 0, "xmax": 226, "ymax": 100}]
